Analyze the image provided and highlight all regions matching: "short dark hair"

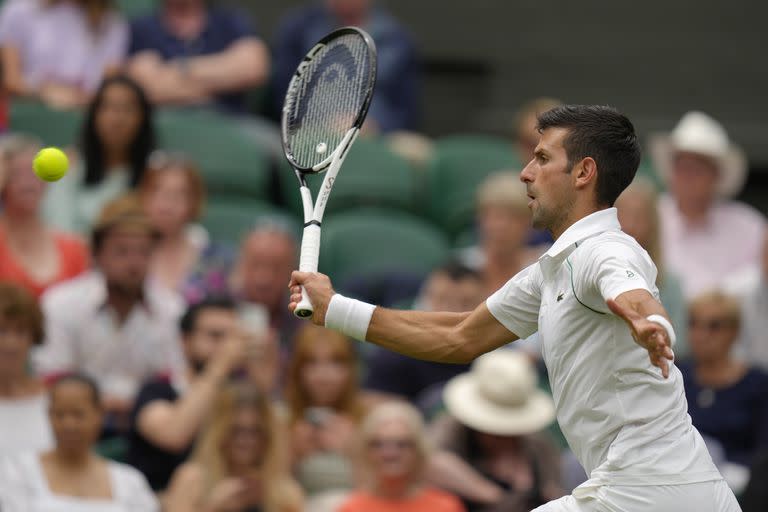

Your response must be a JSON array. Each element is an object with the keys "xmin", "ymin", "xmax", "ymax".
[
  {"xmin": 50, "ymin": 373, "xmax": 102, "ymax": 407},
  {"xmin": 432, "ymin": 260, "xmax": 481, "ymax": 282},
  {"xmin": 537, "ymin": 105, "xmax": 641, "ymax": 207},
  {"xmin": 180, "ymin": 297, "xmax": 238, "ymax": 336},
  {"xmin": 0, "ymin": 283, "xmax": 44, "ymax": 344}
]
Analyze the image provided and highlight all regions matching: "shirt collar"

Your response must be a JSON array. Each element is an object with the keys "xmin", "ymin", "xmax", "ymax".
[{"xmin": 539, "ymin": 208, "xmax": 622, "ymax": 273}]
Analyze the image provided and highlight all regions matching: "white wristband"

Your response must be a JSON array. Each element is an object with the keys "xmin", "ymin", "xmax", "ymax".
[
  {"xmin": 325, "ymin": 294, "xmax": 376, "ymax": 341},
  {"xmin": 646, "ymin": 314, "xmax": 676, "ymax": 348}
]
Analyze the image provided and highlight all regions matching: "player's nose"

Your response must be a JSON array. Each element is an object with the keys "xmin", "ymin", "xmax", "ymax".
[{"xmin": 520, "ymin": 161, "xmax": 535, "ymax": 183}]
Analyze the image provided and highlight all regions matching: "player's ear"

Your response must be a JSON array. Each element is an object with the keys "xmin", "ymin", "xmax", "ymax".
[{"xmin": 573, "ymin": 157, "xmax": 598, "ymax": 191}]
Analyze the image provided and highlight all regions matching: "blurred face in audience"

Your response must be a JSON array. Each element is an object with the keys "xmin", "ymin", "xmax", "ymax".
[
  {"xmin": 615, "ymin": 188, "xmax": 654, "ymax": 249},
  {"xmin": 478, "ymin": 204, "xmax": 531, "ymax": 254},
  {"xmin": 300, "ymin": 336, "xmax": 354, "ymax": 408},
  {"xmin": 221, "ymin": 406, "xmax": 267, "ymax": 471},
  {"xmin": 670, "ymin": 151, "xmax": 719, "ymax": 210},
  {"xmin": 49, "ymin": 380, "xmax": 103, "ymax": 456},
  {"xmin": 366, "ymin": 417, "xmax": 419, "ymax": 483},
  {"xmin": 688, "ymin": 300, "xmax": 739, "ymax": 365},
  {"xmin": 142, "ymin": 167, "xmax": 195, "ymax": 236},
  {"xmin": 96, "ymin": 229, "xmax": 153, "ymax": 295},
  {"xmin": 1, "ymin": 149, "xmax": 46, "ymax": 216},
  {"xmin": 184, "ymin": 307, "xmax": 239, "ymax": 373},
  {"xmin": 422, "ymin": 272, "xmax": 484, "ymax": 313},
  {"xmin": 327, "ymin": 0, "xmax": 370, "ymax": 21},
  {"xmin": 95, "ymin": 82, "xmax": 144, "ymax": 154},
  {"xmin": 238, "ymin": 231, "xmax": 296, "ymax": 310},
  {"xmin": 517, "ymin": 111, "xmax": 541, "ymax": 164},
  {"xmin": 0, "ymin": 317, "xmax": 35, "ymax": 379}
]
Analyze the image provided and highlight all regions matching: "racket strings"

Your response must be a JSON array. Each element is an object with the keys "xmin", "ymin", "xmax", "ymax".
[{"xmin": 286, "ymin": 34, "xmax": 373, "ymax": 169}]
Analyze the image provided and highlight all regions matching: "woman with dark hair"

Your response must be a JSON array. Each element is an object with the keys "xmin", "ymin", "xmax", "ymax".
[
  {"xmin": 44, "ymin": 75, "xmax": 156, "ymax": 233},
  {"xmin": 0, "ymin": 374, "xmax": 159, "ymax": 511}
]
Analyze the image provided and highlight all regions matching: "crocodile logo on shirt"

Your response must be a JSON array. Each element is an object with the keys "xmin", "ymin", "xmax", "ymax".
[{"xmin": 557, "ymin": 292, "xmax": 564, "ymax": 302}]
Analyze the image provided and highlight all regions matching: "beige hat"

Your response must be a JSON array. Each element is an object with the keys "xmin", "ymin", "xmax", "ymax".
[
  {"xmin": 649, "ymin": 111, "xmax": 747, "ymax": 198},
  {"xmin": 443, "ymin": 350, "xmax": 555, "ymax": 436}
]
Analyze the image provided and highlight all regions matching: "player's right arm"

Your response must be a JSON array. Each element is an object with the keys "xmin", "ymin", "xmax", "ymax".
[{"xmin": 289, "ymin": 271, "xmax": 517, "ymax": 364}]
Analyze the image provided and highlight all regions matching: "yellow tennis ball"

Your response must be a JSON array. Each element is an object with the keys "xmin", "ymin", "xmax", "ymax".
[{"xmin": 33, "ymin": 147, "xmax": 69, "ymax": 182}]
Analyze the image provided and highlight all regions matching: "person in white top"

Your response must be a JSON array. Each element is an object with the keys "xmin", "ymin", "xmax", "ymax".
[
  {"xmin": 289, "ymin": 105, "xmax": 740, "ymax": 511},
  {"xmin": 649, "ymin": 111, "xmax": 765, "ymax": 299}
]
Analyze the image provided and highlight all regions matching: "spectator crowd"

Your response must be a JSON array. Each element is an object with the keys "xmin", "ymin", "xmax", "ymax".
[{"xmin": 0, "ymin": 1, "xmax": 765, "ymax": 511}]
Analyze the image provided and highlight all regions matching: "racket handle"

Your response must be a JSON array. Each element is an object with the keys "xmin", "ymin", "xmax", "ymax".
[{"xmin": 295, "ymin": 224, "xmax": 321, "ymax": 319}]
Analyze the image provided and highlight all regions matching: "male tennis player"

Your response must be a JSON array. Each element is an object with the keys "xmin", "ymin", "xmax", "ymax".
[{"xmin": 289, "ymin": 105, "xmax": 741, "ymax": 511}]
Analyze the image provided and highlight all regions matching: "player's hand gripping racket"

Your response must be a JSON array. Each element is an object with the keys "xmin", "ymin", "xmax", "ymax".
[{"xmin": 281, "ymin": 27, "xmax": 377, "ymax": 319}]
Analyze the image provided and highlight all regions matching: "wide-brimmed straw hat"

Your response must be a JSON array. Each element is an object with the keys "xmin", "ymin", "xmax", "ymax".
[
  {"xmin": 648, "ymin": 111, "xmax": 747, "ymax": 198},
  {"xmin": 443, "ymin": 350, "xmax": 555, "ymax": 436}
]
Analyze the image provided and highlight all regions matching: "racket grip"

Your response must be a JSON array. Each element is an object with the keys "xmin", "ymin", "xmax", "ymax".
[{"xmin": 295, "ymin": 224, "xmax": 321, "ymax": 319}]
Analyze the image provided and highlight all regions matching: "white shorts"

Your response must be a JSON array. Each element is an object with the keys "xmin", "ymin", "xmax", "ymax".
[{"xmin": 533, "ymin": 480, "xmax": 741, "ymax": 512}]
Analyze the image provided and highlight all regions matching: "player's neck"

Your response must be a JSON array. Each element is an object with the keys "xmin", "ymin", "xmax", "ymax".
[{"xmin": 550, "ymin": 204, "xmax": 602, "ymax": 241}]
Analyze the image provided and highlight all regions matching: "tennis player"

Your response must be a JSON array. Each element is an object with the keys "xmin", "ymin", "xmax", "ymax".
[{"xmin": 289, "ymin": 105, "xmax": 741, "ymax": 511}]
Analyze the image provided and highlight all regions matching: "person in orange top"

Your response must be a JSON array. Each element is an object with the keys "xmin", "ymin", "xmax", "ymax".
[
  {"xmin": 0, "ymin": 134, "xmax": 89, "ymax": 298},
  {"xmin": 339, "ymin": 401, "xmax": 465, "ymax": 512}
]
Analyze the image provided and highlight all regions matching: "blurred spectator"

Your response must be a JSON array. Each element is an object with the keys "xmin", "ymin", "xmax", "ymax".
[
  {"xmin": 34, "ymin": 196, "xmax": 185, "ymax": 431},
  {"xmin": 0, "ymin": 134, "xmax": 89, "ymax": 298},
  {"xmin": 230, "ymin": 221, "xmax": 300, "ymax": 352},
  {"xmin": 512, "ymin": 98, "xmax": 562, "ymax": 164},
  {"xmin": 615, "ymin": 177, "xmax": 689, "ymax": 358},
  {"xmin": 45, "ymin": 75, "xmax": 156, "ymax": 234},
  {"xmin": 339, "ymin": 401, "xmax": 465, "ymax": 512},
  {"xmin": 164, "ymin": 384, "xmax": 303, "ymax": 512},
  {"xmin": 139, "ymin": 152, "xmax": 233, "ymax": 303},
  {"xmin": 458, "ymin": 172, "xmax": 542, "ymax": 295},
  {"xmin": 736, "ymin": 235, "xmax": 768, "ymax": 371},
  {"xmin": 650, "ymin": 111, "xmax": 765, "ymax": 298},
  {"xmin": 127, "ymin": 0, "xmax": 269, "ymax": 114},
  {"xmin": 272, "ymin": 0, "xmax": 420, "ymax": 133},
  {"xmin": 0, "ymin": 0, "xmax": 128, "ymax": 109},
  {"xmin": 0, "ymin": 283, "xmax": 53, "ymax": 455},
  {"xmin": 287, "ymin": 324, "xmax": 381, "ymax": 496},
  {"xmin": 679, "ymin": 291, "xmax": 768, "ymax": 482},
  {"xmin": 364, "ymin": 261, "xmax": 483, "ymax": 413},
  {"xmin": 126, "ymin": 298, "xmax": 246, "ymax": 491},
  {"xmin": 428, "ymin": 351, "xmax": 562, "ymax": 512},
  {"xmin": 0, "ymin": 374, "xmax": 159, "ymax": 511}
]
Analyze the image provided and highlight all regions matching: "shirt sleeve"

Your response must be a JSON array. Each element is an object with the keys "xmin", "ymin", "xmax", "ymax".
[
  {"xmin": 486, "ymin": 263, "xmax": 542, "ymax": 339},
  {"xmin": 585, "ymin": 239, "xmax": 656, "ymax": 303}
]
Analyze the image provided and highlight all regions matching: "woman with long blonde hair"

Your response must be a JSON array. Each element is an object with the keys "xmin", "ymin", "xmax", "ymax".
[{"xmin": 163, "ymin": 385, "xmax": 302, "ymax": 512}]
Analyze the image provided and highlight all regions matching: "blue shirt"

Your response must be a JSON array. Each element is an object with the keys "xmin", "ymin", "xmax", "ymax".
[
  {"xmin": 272, "ymin": 4, "xmax": 420, "ymax": 132},
  {"xmin": 129, "ymin": 8, "xmax": 257, "ymax": 114}
]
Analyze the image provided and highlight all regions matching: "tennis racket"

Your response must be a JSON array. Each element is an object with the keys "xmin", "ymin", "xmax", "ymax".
[{"xmin": 281, "ymin": 27, "xmax": 378, "ymax": 319}]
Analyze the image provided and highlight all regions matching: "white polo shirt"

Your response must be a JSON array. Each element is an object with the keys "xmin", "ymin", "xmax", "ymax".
[{"xmin": 487, "ymin": 208, "xmax": 721, "ymax": 491}]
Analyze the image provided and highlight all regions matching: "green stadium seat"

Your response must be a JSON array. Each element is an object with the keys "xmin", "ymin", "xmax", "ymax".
[
  {"xmin": 115, "ymin": 0, "xmax": 157, "ymax": 18},
  {"xmin": 156, "ymin": 109, "xmax": 273, "ymax": 202},
  {"xmin": 425, "ymin": 134, "xmax": 524, "ymax": 237},
  {"xmin": 317, "ymin": 208, "xmax": 449, "ymax": 285},
  {"xmin": 201, "ymin": 197, "xmax": 298, "ymax": 246},
  {"xmin": 9, "ymin": 100, "xmax": 83, "ymax": 147},
  {"xmin": 278, "ymin": 137, "xmax": 418, "ymax": 218}
]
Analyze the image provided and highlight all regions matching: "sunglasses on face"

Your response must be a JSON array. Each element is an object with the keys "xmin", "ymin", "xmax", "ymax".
[
  {"xmin": 367, "ymin": 438, "xmax": 415, "ymax": 451},
  {"xmin": 688, "ymin": 316, "xmax": 735, "ymax": 332}
]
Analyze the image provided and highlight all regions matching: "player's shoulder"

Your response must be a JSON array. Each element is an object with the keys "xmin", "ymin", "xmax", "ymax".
[{"xmin": 575, "ymin": 230, "xmax": 648, "ymax": 263}]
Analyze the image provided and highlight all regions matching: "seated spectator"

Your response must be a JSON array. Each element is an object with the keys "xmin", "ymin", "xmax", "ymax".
[
  {"xmin": 139, "ymin": 152, "xmax": 233, "ymax": 302},
  {"xmin": 364, "ymin": 261, "xmax": 484, "ymax": 414},
  {"xmin": 650, "ymin": 111, "xmax": 765, "ymax": 298},
  {"xmin": 272, "ymin": 0, "xmax": 419, "ymax": 133},
  {"xmin": 512, "ymin": 98, "xmax": 562, "ymax": 164},
  {"xmin": 164, "ymin": 384, "xmax": 302, "ymax": 512},
  {"xmin": 127, "ymin": 0, "xmax": 269, "ymax": 114},
  {"xmin": 458, "ymin": 171, "xmax": 542, "ymax": 295},
  {"xmin": 679, "ymin": 291, "xmax": 768, "ymax": 474},
  {"xmin": 0, "ymin": 283, "xmax": 53, "ymax": 456},
  {"xmin": 0, "ymin": 134, "xmax": 89, "ymax": 298},
  {"xmin": 45, "ymin": 75, "xmax": 156, "ymax": 234},
  {"xmin": 0, "ymin": 374, "xmax": 159, "ymax": 511},
  {"xmin": 34, "ymin": 196, "xmax": 185, "ymax": 432},
  {"xmin": 735, "ymin": 234, "xmax": 768, "ymax": 371},
  {"xmin": 287, "ymin": 324, "xmax": 382, "ymax": 497},
  {"xmin": 126, "ymin": 298, "xmax": 247, "ymax": 491},
  {"xmin": 0, "ymin": 0, "xmax": 127, "ymax": 109},
  {"xmin": 339, "ymin": 401, "xmax": 465, "ymax": 512},
  {"xmin": 230, "ymin": 220, "xmax": 301, "ymax": 353},
  {"xmin": 428, "ymin": 350, "xmax": 562, "ymax": 512},
  {"xmin": 615, "ymin": 177, "xmax": 689, "ymax": 358}
]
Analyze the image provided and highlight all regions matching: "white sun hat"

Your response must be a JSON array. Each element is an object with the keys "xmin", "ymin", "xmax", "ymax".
[
  {"xmin": 648, "ymin": 111, "xmax": 748, "ymax": 198},
  {"xmin": 443, "ymin": 350, "xmax": 555, "ymax": 436}
]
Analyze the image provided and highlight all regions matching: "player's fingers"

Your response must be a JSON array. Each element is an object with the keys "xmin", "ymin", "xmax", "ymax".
[{"xmin": 290, "ymin": 271, "xmax": 311, "ymax": 287}]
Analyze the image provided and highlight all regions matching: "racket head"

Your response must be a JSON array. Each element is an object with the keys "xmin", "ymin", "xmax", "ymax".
[{"xmin": 281, "ymin": 27, "xmax": 377, "ymax": 174}]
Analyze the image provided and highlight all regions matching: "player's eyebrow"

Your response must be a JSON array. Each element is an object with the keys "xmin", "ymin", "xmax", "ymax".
[{"xmin": 534, "ymin": 148, "xmax": 549, "ymax": 159}]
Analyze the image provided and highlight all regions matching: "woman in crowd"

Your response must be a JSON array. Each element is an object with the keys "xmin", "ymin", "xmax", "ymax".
[
  {"xmin": 0, "ymin": 134, "xmax": 89, "ymax": 298},
  {"xmin": 138, "ymin": 152, "xmax": 233, "ymax": 302},
  {"xmin": 427, "ymin": 350, "xmax": 563, "ymax": 512},
  {"xmin": 339, "ymin": 401, "xmax": 465, "ymax": 512},
  {"xmin": 615, "ymin": 177, "xmax": 689, "ymax": 357},
  {"xmin": 0, "ymin": 374, "xmax": 159, "ymax": 511},
  {"xmin": 164, "ymin": 385, "xmax": 302, "ymax": 512},
  {"xmin": 286, "ymin": 324, "xmax": 383, "ymax": 496},
  {"xmin": 0, "ymin": 283, "xmax": 53, "ymax": 456},
  {"xmin": 680, "ymin": 291, "xmax": 768, "ymax": 480},
  {"xmin": 45, "ymin": 75, "xmax": 155, "ymax": 233},
  {"xmin": 0, "ymin": 0, "xmax": 128, "ymax": 109}
]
